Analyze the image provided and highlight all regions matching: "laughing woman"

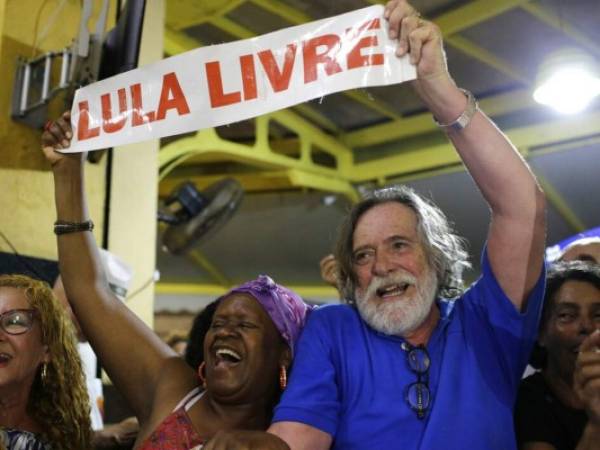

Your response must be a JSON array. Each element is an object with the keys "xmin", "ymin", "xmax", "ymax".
[
  {"xmin": 41, "ymin": 113, "xmax": 311, "ymax": 449},
  {"xmin": 0, "ymin": 274, "xmax": 91, "ymax": 450}
]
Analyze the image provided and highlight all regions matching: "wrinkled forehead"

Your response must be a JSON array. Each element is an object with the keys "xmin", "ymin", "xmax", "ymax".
[{"xmin": 353, "ymin": 202, "xmax": 420, "ymax": 247}]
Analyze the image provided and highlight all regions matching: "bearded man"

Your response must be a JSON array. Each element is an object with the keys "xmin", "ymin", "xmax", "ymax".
[{"xmin": 203, "ymin": 1, "xmax": 547, "ymax": 449}]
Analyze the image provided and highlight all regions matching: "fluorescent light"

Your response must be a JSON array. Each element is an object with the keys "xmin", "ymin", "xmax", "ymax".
[{"xmin": 533, "ymin": 50, "xmax": 600, "ymax": 114}]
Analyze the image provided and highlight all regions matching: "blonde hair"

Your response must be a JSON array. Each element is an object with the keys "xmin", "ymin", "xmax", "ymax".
[{"xmin": 0, "ymin": 274, "xmax": 91, "ymax": 450}]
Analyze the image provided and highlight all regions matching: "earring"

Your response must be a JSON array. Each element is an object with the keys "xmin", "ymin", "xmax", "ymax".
[
  {"xmin": 41, "ymin": 363, "xmax": 48, "ymax": 385},
  {"xmin": 279, "ymin": 365, "xmax": 287, "ymax": 390},
  {"xmin": 197, "ymin": 361, "xmax": 207, "ymax": 389}
]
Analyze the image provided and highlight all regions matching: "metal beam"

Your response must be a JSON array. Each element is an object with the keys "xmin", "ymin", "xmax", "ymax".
[
  {"xmin": 164, "ymin": 26, "xmax": 203, "ymax": 55},
  {"xmin": 160, "ymin": 169, "xmax": 359, "ymax": 201},
  {"xmin": 378, "ymin": 134, "xmax": 600, "ymax": 186},
  {"xmin": 433, "ymin": 0, "xmax": 531, "ymax": 36},
  {"xmin": 343, "ymin": 88, "xmax": 537, "ymax": 148},
  {"xmin": 445, "ymin": 35, "xmax": 529, "ymax": 85},
  {"xmin": 158, "ymin": 112, "xmax": 356, "ymax": 199},
  {"xmin": 250, "ymin": 0, "xmax": 311, "ymax": 24},
  {"xmin": 293, "ymin": 104, "xmax": 341, "ymax": 134},
  {"xmin": 351, "ymin": 109, "xmax": 600, "ymax": 181},
  {"xmin": 211, "ymin": 15, "xmax": 253, "ymax": 39},
  {"xmin": 166, "ymin": 0, "xmax": 247, "ymax": 30},
  {"xmin": 521, "ymin": 3, "xmax": 600, "ymax": 58}
]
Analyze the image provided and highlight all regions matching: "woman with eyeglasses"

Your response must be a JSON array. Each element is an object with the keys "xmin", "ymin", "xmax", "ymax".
[{"xmin": 0, "ymin": 274, "xmax": 91, "ymax": 450}]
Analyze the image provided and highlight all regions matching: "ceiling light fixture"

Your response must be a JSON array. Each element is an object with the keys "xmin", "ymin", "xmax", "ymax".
[{"xmin": 533, "ymin": 49, "xmax": 600, "ymax": 114}]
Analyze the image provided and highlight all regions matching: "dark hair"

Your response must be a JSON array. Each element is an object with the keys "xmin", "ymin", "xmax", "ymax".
[
  {"xmin": 334, "ymin": 185, "xmax": 470, "ymax": 303},
  {"xmin": 184, "ymin": 300, "xmax": 219, "ymax": 370},
  {"xmin": 529, "ymin": 261, "xmax": 600, "ymax": 369}
]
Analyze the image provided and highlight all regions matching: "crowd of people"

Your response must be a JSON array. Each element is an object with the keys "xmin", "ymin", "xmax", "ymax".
[{"xmin": 2, "ymin": 1, "xmax": 600, "ymax": 449}]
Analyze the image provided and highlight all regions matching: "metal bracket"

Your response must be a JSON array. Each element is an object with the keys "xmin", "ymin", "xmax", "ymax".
[{"xmin": 11, "ymin": 0, "xmax": 109, "ymax": 128}]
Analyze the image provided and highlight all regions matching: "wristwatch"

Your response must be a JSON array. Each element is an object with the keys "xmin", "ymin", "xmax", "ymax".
[{"xmin": 433, "ymin": 88, "xmax": 478, "ymax": 132}]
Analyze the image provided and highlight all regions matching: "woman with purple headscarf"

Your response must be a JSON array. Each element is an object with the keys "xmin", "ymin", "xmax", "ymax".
[{"xmin": 41, "ymin": 113, "xmax": 312, "ymax": 450}]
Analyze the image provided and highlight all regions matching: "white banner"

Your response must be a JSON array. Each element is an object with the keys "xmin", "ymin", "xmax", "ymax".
[{"xmin": 67, "ymin": 5, "xmax": 416, "ymax": 153}]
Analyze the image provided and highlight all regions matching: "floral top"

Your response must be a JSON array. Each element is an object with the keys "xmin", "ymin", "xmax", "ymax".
[
  {"xmin": 137, "ymin": 387, "xmax": 205, "ymax": 450},
  {"xmin": 0, "ymin": 428, "xmax": 51, "ymax": 450}
]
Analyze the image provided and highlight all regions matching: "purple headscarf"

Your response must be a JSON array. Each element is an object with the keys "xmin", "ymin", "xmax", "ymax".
[{"xmin": 220, "ymin": 275, "xmax": 312, "ymax": 356}]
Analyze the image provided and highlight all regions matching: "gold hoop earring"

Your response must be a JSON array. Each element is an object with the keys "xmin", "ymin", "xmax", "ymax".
[
  {"xmin": 279, "ymin": 365, "xmax": 287, "ymax": 390},
  {"xmin": 41, "ymin": 363, "xmax": 48, "ymax": 385},
  {"xmin": 197, "ymin": 361, "xmax": 207, "ymax": 389}
]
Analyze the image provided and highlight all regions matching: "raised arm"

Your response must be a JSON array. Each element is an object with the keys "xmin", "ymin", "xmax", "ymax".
[
  {"xmin": 42, "ymin": 112, "xmax": 184, "ymax": 426},
  {"xmin": 386, "ymin": 0, "xmax": 546, "ymax": 309}
]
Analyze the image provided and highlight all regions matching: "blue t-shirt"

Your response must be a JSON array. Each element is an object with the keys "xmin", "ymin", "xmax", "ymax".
[{"xmin": 274, "ymin": 251, "xmax": 546, "ymax": 450}]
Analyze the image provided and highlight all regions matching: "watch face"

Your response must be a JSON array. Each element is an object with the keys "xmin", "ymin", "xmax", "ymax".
[
  {"xmin": 451, "ymin": 90, "xmax": 477, "ymax": 131},
  {"xmin": 433, "ymin": 89, "xmax": 477, "ymax": 131}
]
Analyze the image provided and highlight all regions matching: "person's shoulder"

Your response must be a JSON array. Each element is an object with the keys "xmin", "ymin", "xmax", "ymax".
[
  {"xmin": 312, "ymin": 303, "xmax": 358, "ymax": 318},
  {"xmin": 301, "ymin": 304, "xmax": 366, "ymax": 350},
  {"xmin": 518, "ymin": 372, "xmax": 548, "ymax": 400},
  {"xmin": 307, "ymin": 303, "xmax": 362, "ymax": 329}
]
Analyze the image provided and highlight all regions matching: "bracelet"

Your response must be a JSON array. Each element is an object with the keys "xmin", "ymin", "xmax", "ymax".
[
  {"xmin": 433, "ymin": 88, "xmax": 478, "ymax": 132},
  {"xmin": 54, "ymin": 220, "xmax": 94, "ymax": 235}
]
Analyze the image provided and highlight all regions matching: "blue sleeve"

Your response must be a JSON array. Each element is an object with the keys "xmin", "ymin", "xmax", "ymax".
[
  {"xmin": 272, "ymin": 306, "xmax": 340, "ymax": 436},
  {"xmin": 460, "ymin": 246, "xmax": 546, "ymax": 395}
]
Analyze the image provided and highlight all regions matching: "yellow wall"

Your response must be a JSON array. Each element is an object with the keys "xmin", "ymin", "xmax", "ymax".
[
  {"xmin": 107, "ymin": 0, "xmax": 164, "ymax": 326},
  {"xmin": 0, "ymin": 0, "xmax": 163, "ymax": 327},
  {"xmin": 0, "ymin": 0, "xmax": 114, "ymax": 258}
]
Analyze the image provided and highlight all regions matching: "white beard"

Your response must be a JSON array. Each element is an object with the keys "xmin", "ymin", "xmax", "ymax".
[{"xmin": 355, "ymin": 267, "xmax": 438, "ymax": 336}]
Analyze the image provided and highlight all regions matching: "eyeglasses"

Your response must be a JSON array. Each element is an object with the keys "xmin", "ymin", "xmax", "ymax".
[
  {"xmin": 0, "ymin": 309, "xmax": 38, "ymax": 335},
  {"xmin": 402, "ymin": 342, "xmax": 431, "ymax": 420}
]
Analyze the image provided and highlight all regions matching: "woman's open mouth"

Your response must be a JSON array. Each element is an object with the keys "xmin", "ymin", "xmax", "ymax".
[{"xmin": 213, "ymin": 347, "xmax": 242, "ymax": 368}]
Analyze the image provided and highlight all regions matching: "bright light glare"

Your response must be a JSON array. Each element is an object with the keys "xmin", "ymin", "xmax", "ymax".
[{"xmin": 533, "ymin": 67, "xmax": 600, "ymax": 114}]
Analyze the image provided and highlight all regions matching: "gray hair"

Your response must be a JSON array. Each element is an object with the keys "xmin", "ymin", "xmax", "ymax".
[{"xmin": 334, "ymin": 185, "xmax": 471, "ymax": 303}]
